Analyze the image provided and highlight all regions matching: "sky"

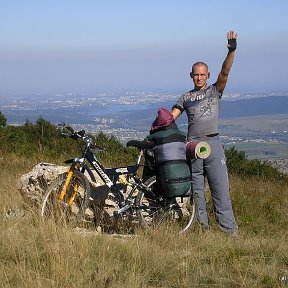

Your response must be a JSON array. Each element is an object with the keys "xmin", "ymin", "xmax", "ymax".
[{"xmin": 1, "ymin": 0, "xmax": 288, "ymax": 97}]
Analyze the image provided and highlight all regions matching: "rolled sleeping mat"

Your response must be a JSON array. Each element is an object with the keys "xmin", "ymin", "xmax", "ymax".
[{"xmin": 186, "ymin": 141, "xmax": 211, "ymax": 159}]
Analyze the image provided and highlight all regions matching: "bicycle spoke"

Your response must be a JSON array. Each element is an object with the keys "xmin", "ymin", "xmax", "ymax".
[
  {"xmin": 41, "ymin": 171, "xmax": 91, "ymax": 226},
  {"xmin": 136, "ymin": 176, "xmax": 195, "ymax": 233}
]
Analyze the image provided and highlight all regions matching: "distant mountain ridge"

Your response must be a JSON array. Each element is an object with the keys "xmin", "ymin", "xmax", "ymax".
[
  {"xmin": 220, "ymin": 96, "xmax": 288, "ymax": 118},
  {"xmin": 103, "ymin": 95, "xmax": 288, "ymax": 131}
]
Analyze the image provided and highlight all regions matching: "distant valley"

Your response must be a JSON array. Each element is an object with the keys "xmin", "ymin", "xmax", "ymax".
[{"xmin": 1, "ymin": 92, "xmax": 288, "ymax": 165}]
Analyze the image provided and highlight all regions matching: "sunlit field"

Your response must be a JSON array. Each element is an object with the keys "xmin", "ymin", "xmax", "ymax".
[{"xmin": 1, "ymin": 155, "xmax": 287, "ymax": 288}]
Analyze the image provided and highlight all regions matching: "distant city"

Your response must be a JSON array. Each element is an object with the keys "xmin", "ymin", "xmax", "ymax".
[{"xmin": 1, "ymin": 90, "xmax": 288, "ymax": 164}]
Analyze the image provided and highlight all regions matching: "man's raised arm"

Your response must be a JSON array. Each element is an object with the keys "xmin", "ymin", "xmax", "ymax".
[{"xmin": 215, "ymin": 30, "xmax": 237, "ymax": 94}]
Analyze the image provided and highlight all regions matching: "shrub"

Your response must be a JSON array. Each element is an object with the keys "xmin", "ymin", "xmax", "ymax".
[
  {"xmin": 0, "ymin": 117, "xmax": 137, "ymax": 166},
  {"xmin": 225, "ymin": 146, "xmax": 285, "ymax": 181}
]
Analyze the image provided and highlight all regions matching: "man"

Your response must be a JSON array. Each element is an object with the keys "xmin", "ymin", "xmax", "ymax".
[{"xmin": 171, "ymin": 31, "xmax": 238, "ymax": 234}]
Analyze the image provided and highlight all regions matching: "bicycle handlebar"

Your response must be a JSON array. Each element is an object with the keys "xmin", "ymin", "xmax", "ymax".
[
  {"xmin": 58, "ymin": 123, "xmax": 79, "ymax": 137},
  {"xmin": 58, "ymin": 123, "xmax": 105, "ymax": 151},
  {"xmin": 58, "ymin": 123, "xmax": 146, "ymax": 165}
]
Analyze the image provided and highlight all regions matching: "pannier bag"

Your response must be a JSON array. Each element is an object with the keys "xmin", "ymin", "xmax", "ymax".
[{"xmin": 145, "ymin": 108, "xmax": 192, "ymax": 199}]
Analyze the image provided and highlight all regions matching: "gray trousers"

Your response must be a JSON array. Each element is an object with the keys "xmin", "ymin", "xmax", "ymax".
[{"xmin": 190, "ymin": 136, "xmax": 238, "ymax": 232}]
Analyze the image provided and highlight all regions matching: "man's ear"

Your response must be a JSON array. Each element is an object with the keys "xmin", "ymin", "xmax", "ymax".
[
  {"xmin": 190, "ymin": 72, "xmax": 193, "ymax": 78},
  {"xmin": 207, "ymin": 72, "xmax": 210, "ymax": 78}
]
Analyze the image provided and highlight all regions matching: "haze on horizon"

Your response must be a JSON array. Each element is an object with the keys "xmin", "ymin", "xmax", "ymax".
[{"xmin": 1, "ymin": 0, "xmax": 288, "ymax": 97}]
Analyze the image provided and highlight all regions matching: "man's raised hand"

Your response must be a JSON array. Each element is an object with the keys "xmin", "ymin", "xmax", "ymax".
[{"xmin": 227, "ymin": 30, "xmax": 237, "ymax": 52}]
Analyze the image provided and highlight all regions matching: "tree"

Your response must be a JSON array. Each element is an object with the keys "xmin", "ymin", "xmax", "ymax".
[{"xmin": 0, "ymin": 111, "xmax": 7, "ymax": 128}]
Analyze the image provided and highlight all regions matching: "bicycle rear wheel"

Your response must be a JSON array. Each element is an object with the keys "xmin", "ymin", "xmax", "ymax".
[
  {"xmin": 41, "ymin": 170, "xmax": 91, "ymax": 225},
  {"xmin": 136, "ymin": 176, "xmax": 195, "ymax": 234}
]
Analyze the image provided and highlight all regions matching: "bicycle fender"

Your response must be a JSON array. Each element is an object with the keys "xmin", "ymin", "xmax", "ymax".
[
  {"xmin": 64, "ymin": 158, "xmax": 85, "ymax": 165},
  {"xmin": 64, "ymin": 158, "xmax": 75, "ymax": 164}
]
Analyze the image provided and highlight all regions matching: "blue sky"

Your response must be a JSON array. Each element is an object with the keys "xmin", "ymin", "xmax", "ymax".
[{"xmin": 1, "ymin": 0, "xmax": 288, "ymax": 96}]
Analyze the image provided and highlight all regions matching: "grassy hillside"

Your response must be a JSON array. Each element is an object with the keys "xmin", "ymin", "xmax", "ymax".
[
  {"xmin": 1, "ymin": 153, "xmax": 288, "ymax": 287},
  {"xmin": 0, "ymin": 120, "xmax": 287, "ymax": 287}
]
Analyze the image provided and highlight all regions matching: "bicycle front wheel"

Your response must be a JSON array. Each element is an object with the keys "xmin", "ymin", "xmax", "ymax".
[
  {"xmin": 136, "ymin": 176, "xmax": 195, "ymax": 234},
  {"xmin": 41, "ymin": 170, "xmax": 91, "ymax": 225}
]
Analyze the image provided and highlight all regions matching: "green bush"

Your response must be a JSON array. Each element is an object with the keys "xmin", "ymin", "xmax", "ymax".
[
  {"xmin": 225, "ymin": 146, "xmax": 285, "ymax": 181},
  {"xmin": 0, "ymin": 117, "xmax": 138, "ymax": 166},
  {"xmin": 0, "ymin": 111, "xmax": 7, "ymax": 128}
]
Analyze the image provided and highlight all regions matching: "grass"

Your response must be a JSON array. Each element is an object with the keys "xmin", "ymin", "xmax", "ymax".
[{"xmin": 1, "ymin": 155, "xmax": 288, "ymax": 287}]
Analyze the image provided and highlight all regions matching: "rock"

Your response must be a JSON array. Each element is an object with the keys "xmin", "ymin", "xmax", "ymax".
[{"xmin": 17, "ymin": 162, "xmax": 67, "ymax": 206}]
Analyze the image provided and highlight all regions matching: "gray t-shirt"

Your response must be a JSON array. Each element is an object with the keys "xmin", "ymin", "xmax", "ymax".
[{"xmin": 174, "ymin": 84, "xmax": 222, "ymax": 140}]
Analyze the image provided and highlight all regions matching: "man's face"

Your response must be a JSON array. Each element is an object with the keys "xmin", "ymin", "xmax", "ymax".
[{"xmin": 190, "ymin": 65, "xmax": 209, "ymax": 90}]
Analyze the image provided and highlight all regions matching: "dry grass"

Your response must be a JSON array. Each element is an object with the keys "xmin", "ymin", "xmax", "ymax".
[{"xmin": 0, "ymin": 156, "xmax": 287, "ymax": 287}]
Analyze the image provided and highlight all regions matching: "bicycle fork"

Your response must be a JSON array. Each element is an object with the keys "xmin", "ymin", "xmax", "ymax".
[{"xmin": 58, "ymin": 169, "xmax": 79, "ymax": 206}]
